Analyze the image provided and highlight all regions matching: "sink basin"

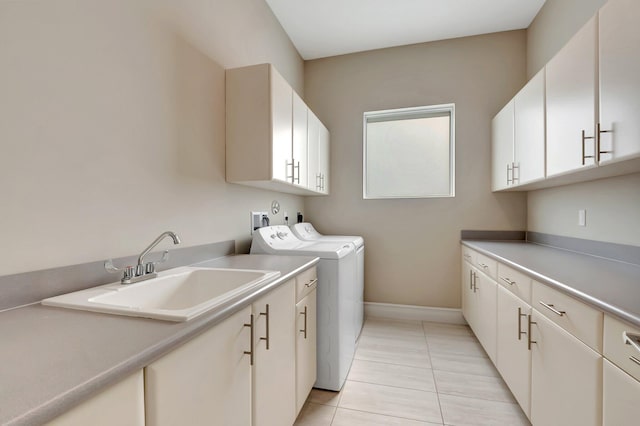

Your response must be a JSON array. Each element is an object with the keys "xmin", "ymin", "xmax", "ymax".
[{"xmin": 42, "ymin": 267, "xmax": 280, "ymax": 321}]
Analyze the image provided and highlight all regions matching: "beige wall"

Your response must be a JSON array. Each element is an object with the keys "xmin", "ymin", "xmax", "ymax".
[
  {"xmin": 527, "ymin": 0, "xmax": 607, "ymax": 77},
  {"xmin": 528, "ymin": 173, "xmax": 640, "ymax": 245},
  {"xmin": 0, "ymin": 0, "xmax": 304, "ymax": 276},
  {"xmin": 303, "ymin": 32, "xmax": 528, "ymax": 308},
  {"xmin": 526, "ymin": 0, "xmax": 640, "ymax": 247}
]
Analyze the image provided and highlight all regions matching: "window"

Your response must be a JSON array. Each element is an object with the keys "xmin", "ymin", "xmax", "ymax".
[{"xmin": 363, "ymin": 104, "xmax": 455, "ymax": 199}]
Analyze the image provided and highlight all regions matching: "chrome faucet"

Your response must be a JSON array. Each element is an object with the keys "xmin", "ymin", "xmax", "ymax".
[{"xmin": 105, "ymin": 231, "xmax": 181, "ymax": 284}]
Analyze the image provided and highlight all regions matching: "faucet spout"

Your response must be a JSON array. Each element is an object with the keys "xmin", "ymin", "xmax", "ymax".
[{"xmin": 138, "ymin": 231, "xmax": 181, "ymax": 266}]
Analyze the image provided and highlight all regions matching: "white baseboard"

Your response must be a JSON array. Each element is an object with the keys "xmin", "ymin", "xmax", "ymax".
[{"xmin": 364, "ymin": 302, "xmax": 466, "ymax": 325}]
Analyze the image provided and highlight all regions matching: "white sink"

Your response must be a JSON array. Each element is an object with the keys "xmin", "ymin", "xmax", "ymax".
[{"xmin": 42, "ymin": 267, "xmax": 280, "ymax": 322}]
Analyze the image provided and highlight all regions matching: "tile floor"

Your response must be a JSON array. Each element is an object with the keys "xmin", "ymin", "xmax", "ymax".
[{"xmin": 294, "ymin": 317, "xmax": 530, "ymax": 426}]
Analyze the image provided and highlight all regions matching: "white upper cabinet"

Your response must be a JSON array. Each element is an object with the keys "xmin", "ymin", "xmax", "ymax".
[
  {"xmin": 317, "ymin": 120, "xmax": 330, "ymax": 194},
  {"xmin": 491, "ymin": 2, "xmax": 640, "ymax": 190},
  {"xmin": 491, "ymin": 100, "xmax": 514, "ymax": 191},
  {"xmin": 546, "ymin": 15, "xmax": 598, "ymax": 177},
  {"xmin": 514, "ymin": 69, "xmax": 546, "ymax": 185},
  {"xmin": 598, "ymin": 0, "xmax": 640, "ymax": 164},
  {"xmin": 226, "ymin": 63, "xmax": 329, "ymax": 195},
  {"xmin": 492, "ymin": 69, "xmax": 546, "ymax": 192},
  {"xmin": 292, "ymin": 92, "xmax": 309, "ymax": 188},
  {"xmin": 307, "ymin": 110, "xmax": 329, "ymax": 194},
  {"xmin": 271, "ymin": 67, "xmax": 294, "ymax": 183}
]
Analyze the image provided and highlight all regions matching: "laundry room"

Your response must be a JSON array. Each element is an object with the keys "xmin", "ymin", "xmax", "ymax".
[{"xmin": 1, "ymin": 0, "xmax": 638, "ymax": 425}]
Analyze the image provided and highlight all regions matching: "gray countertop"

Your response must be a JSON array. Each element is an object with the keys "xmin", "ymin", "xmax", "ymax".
[
  {"xmin": 0, "ymin": 254, "xmax": 318, "ymax": 426},
  {"xmin": 462, "ymin": 240, "xmax": 640, "ymax": 328}
]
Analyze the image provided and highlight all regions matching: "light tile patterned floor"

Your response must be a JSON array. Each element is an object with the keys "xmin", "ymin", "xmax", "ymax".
[{"xmin": 294, "ymin": 318, "xmax": 530, "ymax": 426}]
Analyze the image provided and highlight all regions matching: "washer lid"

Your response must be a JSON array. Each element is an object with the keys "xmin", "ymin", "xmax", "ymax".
[
  {"xmin": 290, "ymin": 222, "xmax": 364, "ymax": 249},
  {"xmin": 251, "ymin": 226, "xmax": 355, "ymax": 259}
]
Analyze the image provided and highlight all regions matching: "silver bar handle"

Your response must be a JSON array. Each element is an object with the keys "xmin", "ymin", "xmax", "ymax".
[
  {"xmin": 597, "ymin": 123, "xmax": 613, "ymax": 162},
  {"xmin": 260, "ymin": 304, "xmax": 270, "ymax": 350},
  {"xmin": 528, "ymin": 314, "xmax": 537, "ymax": 350},
  {"xmin": 294, "ymin": 161, "xmax": 300, "ymax": 184},
  {"xmin": 512, "ymin": 162, "xmax": 520, "ymax": 183},
  {"xmin": 300, "ymin": 306, "xmax": 308, "ymax": 339},
  {"xmin": 304, "ymin": 278, "xmax": 318, "ymax": 288},
  {"xmin": 472, "ymin": 271, "xmax": 478, "ymax": 293},
  {"xmin": 469, "ymin": 270, "xmax": 474, "ymax": 290},
  {"xmin": 539, "ymin": 301, "xmax": 566, "ymax": 317},
  {"xmin": 623, "ymin": 331, "xmax": 640, "ymax": 354},
  {"xmin": 506, "ymin": 163, "xmax": 513, "ymax": 185},
  {"xmin": 518, "ymin": 307, "xmax": 527, "ymax": 341},
  {"xmin": 500, "ymin": 277, "xmax": 516, "ymax": 286},
  {"xmin": 286, "ymin": 159, "xmax": 295, "ymax": 183},
  {"xmin": 244, "ymin": 314, "xmax": 254, "ymax": 365},
  {"xmin": 582, "ymin": 130, "xmax": 595, "ymax": 165}
]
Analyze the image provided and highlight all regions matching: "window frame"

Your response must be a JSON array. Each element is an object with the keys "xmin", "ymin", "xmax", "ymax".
[{"xmin": 362, "ymin": 103, "xmax": 456, "ymax": 200}]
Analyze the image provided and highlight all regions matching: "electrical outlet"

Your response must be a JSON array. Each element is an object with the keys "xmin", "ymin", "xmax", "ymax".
[
  {"xmin": 251, "ymin": 211, "xmax": 269, "ymax": 234},
  {"xmin": 578, "ymin": 209, "xmax": 587, "ymax": 227}
]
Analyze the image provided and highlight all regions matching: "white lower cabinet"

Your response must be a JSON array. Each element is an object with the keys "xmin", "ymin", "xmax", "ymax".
[
  {"xmin": 144, "ymin": 306, "xmax": 252, "ymax": 426},
  {"xmin": 295, "ymin": 288, "xmax": 317, "ymax": 414},
  {"xmin": 47, "ymin": 371, "xmax": 145, "ymax": 426},
  {"xmin": 472, "ymin": 271, "xmax": 498, "ymax": 363},
  {"xmin": 530, "ymin": 312, "xmax": 602, "ymax": 426},
  {"xmin": 461, "ymin": 254, "xmax": 497, "ymax": 362},
  {"xmin": 252, "ymin": 280, "xmax": 296, "ymax": 426},
  {"xmin": 461, "ymin": 259, "xmax": 475, "ymax": 329},
  {"xmin": 496, "ymin": 286, "xmax": 531, "ymax": 419},
  {"xmin": 462, "ymin": 246, "xmax": 617, "ymax": 426},
  {"xmin": 603, "ymin": 359, "xmax": 640, "ymax": 425}
]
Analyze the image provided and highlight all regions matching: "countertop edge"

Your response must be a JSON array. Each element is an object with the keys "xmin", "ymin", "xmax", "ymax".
[
  {"xmin": 461, "ymin": 240, "xmax": 640, "ymax": 329},
  {"xmin": 8, "ymin": 256, "xmax": 319, "ymax": 426}
]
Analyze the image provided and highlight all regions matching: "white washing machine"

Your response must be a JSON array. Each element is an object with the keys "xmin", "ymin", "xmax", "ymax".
[
  {"xmin": 251, "ymin": 225, "xmax": 357, "ymax": 391},
  {"xmin": 290, "ymin": 222, "xmax": 364, "ymax": 340}
]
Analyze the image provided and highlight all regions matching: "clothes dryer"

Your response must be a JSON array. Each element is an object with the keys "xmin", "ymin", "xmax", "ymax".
[
  {"xmin": 290, "ymin": 223, "xmax": 364, "ymax": 340},
  {"xmin": 250, "ymin": 225, "xmax": 357, "ymax": 391}
]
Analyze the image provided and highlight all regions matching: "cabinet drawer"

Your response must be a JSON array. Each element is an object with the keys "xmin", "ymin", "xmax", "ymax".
[
  {"xmin": 604, "ymin": 315, "xmax": 640, "ymax": 382},
  {"xmin": 475, "ymin": 253, "xmax": 497, "ymax": 280},
  {"xmin": 296, "ymin": 266, "xmax": 317, "ymax": 301},
  {"xmin": 497, "ymin": 263, "xmax": 532, "ymax": 304},
  {"xmin": 462, "ymin": 246, "xmax": 476, "ymax": 265},
  {"xmin": 532, "ymin": 281, "xmax": 603, "ymax": 352}
]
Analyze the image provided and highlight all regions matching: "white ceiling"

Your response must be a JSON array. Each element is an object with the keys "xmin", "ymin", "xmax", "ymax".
[{"xmin": 265, "ymin": 0, "xmax": 546, "ymax": 60}]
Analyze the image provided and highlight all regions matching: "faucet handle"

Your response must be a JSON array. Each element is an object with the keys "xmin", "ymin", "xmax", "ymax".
[
  {"xmin": 104, "ymin": 259, "xmax": 122, "ymax": 273},
  {"xmin": 144, "ymin": 250, "xmax": 169, "ymax": 274}
]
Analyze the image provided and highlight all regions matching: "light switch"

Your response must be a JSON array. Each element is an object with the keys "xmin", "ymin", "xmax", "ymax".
[{"xmin": 578, "ymin": 209, "xmax": 587, "ymax": 227}]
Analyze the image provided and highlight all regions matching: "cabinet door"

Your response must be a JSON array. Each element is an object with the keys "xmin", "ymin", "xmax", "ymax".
[
  {"xmin": 491, "ymin": 100, "xmax": 514, "ymax": 191},
  {"xmin": 496, "ymin": 286, "xmax": 531, "ymax": 419},
  {"xmin": 292, "ymin": 92, "xmax": 308, "ymax": 187},
  {"xmin": 307, "ymin": 110, "xmax": 321, "ymax": 191},
  {"xmin": 461, "ymin": 259, "xmax": 476, "ymax": 328},
  {"xmin": 546, "ymin": 15, "xmax": 598, "ymax": 177},
  {"xmin": 603, "ymin": 359, "xmax": 640, "ymax": 426},
  {"xmin": 253, "ymin": 280, "xmax": 296, "ymax": 426},
  {"xmin": 271, "ymin": 67, "xmax": 293, "ymax": 182},
  {"xmin": 514, "ymin": 69, "xmax": 545, "ymax": 185},
  {"xmin": 47, "ymin": 371, "xmax": 144, "ymax": 426},
  {"xmin": 296, "ymin": 289, "xmax": 317, "ymax": 414},
  {"xmin": 473, "ymin": 271, "xmax": 497, "ymax": 363},
  {"xmin": 145, "ymin": 307, "xmax": 252, "ymax": 426},
  {"xmin": 599, "ymin": 0, "xmax": 640, "ymax": 164},
  {"xmin": 318, "ymin": 122, "xmax": 330, "ymax": 194},
  {"xmin": 530, "ymin": 312, "xmax": 602, "ymax": 426}
]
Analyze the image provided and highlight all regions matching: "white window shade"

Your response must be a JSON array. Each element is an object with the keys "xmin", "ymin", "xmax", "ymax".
[{"xmin": 363, "ymin": 104, "xmax": 455, "ymax": 199}]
